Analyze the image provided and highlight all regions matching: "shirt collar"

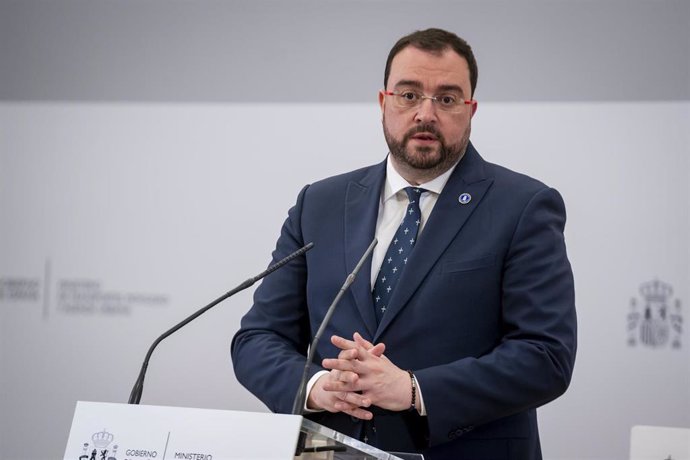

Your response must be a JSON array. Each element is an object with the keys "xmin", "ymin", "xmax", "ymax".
[{"xmin": 383, "ymin": 154, "xmax": 461, "ymax": 202}]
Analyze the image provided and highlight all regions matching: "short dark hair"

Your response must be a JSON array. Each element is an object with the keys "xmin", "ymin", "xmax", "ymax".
[{"xmin": 384, "ymin": 28, "xmax": 478, "ymax": 97}]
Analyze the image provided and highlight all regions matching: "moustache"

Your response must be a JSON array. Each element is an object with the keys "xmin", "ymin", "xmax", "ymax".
[{"xmin": 403, "ymin": 124, "xmax": 444, "ymax": 144}]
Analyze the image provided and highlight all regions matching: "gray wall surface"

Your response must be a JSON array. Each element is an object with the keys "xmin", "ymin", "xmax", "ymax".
[{"xmin": 1, "ymin": 0, "xmax": 688, "ymax": 103}]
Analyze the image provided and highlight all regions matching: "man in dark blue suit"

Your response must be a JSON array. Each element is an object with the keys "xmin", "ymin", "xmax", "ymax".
[{"xmin": 232, "ymin": 28, "xmax": 576, "ymax": 459}]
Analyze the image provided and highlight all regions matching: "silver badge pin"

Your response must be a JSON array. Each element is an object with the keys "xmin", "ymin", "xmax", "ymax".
[{"xmin": 458, "ymin": 193, "xmax": 472, "ymax": 205}]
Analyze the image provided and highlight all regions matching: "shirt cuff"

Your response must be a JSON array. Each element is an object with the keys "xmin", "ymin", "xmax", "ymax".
[
  {"xmin": 414, "ymin": 374, "xmax": 427, "ymax": 416},
  {"xmin": 303, "ymin": 370, "xmax": 329, "ymax": 413}
]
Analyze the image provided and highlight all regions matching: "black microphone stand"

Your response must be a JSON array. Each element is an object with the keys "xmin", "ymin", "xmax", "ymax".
[
  {"xmin": 293, "ymin": 238, "xmax": 377, "ymax": 456},
  {"xmin": 128, "ymin": 242, "xmax": 314, "ymax": 405}
]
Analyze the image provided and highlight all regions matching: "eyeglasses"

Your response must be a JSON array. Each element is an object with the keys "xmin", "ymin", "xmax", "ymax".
[{"xmin": 383, "ymin": 90, "xmax": 476, "ymax": 113}]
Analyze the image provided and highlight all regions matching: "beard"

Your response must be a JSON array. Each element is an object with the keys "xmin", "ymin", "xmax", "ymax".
[{"xmin": 383, "ymin": 117, "xmax": 470, "ymax": 177}]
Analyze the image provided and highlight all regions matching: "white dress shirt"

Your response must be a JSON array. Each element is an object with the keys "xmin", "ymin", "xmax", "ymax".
[{"xmin": 370, "ymin": 156, "xmax": 459, "ymax": 287}]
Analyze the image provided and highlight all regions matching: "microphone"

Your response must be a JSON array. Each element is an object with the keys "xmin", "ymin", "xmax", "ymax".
[
  {"xmin": 128, "ymin": 242, "xmax": 314, "ymax": 405},
  {"xmin": 291, "ymin": 238, "xmax": 378, "ymax": 415}
]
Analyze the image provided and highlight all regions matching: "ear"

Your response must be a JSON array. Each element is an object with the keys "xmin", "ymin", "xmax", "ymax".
[
  {"xmin": 470, "ymin": 100, "xmax": 478, "ymax": 118},
  {"xmin": 378, "ymin": 90, "xmax": 386, "ymax": 113}
]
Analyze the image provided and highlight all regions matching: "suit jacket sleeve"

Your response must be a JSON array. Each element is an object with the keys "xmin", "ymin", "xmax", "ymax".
[
  {"xmin": 415, "ymin": 186, "xmax": 577, "ymax": 446},
  {"xmin": 231, "ymin": 184, "xmax": 323, "ymax": 414}
]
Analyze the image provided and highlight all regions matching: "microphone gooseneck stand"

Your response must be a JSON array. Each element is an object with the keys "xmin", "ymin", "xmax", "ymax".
[
  {"xmin": 128, "ymin": 242, "xmax": 314, "ymax": 405},
  {"xmin": 293, "ymin": 238, "xmax": 377, "ymax": 456}
]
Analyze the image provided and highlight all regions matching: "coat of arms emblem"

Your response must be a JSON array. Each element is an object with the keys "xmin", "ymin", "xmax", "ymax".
[
  {"xmin": 628, "ymin": 279, "xmax": 683, "ymax": 349},
  {"xmin": 78, "ymin": 429, "xmax": 117, "ymax": 460}
]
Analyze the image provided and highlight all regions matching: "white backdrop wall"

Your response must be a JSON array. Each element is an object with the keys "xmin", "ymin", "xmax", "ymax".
[
  {"xmin": 1, "ymin": 101, "xmax": 688, "ymax": 460},
  {"xmin": 1, "ymin": 1, "xmax": 689, "ymax": 459}
]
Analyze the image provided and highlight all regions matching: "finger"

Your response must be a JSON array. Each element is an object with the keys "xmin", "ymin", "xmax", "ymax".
[
  {"xmin": 329, "ymin": 369, "xmax": 342, "ymax": 383},
  {"xmin": 330, "ymin": 398, "xmax": 358, "ymax": 413},
  {"xmin": 322, "ymin": 358, "xmax": 360, "ymax": 373},
  {"xmin": 332, "ymin": 396, "xmax": 374, "ymax": 419},
  {"xmin": 331, "ymin": 334, "xmax": 358, "ymax": 351},
  {"xmin": 322, "ymin": 378, "xmax": 359, "ymax": 392},
  {"xmin": 353, "ymin": 332, "xmax": 386, "ymax": 357},
  {"xmin": 369, "ymin": 342, "xmax": 386, "ymax": 357},
  {"xmin": 326, "ymin": 369, "xmax": 360, "ymax": 386},
  {"xmin": 335, "ymin": 391, "xmax": 371, "ymax": 408},
  {"xmin": 353, "ymin": 332, "xmax": 374, "ymax": 349},
  {"xmin": 341, "ymin": 370, "xmax": 360, "ymax": 384},
  {"xmin": 338, "ymin": 405, "xmax": 373, "ymax": 420},
  {"xmin": 337, "ymin": 348, "xmax": 359, "ymax": 361}
]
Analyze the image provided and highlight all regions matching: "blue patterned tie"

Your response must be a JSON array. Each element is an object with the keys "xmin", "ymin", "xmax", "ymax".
[{"xmin": 372, "ymin": 187, "xmax": 427, "ymax": 325}]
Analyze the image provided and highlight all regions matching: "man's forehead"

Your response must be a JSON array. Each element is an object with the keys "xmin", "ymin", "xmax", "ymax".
[{"xmin": 388, "ymin": 46, "xmax": 471, "ymax": 90}]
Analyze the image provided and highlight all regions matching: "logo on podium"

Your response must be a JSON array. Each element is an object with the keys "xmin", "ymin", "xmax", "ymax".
[{"xmin": 77, "ymin": 429, "xmax": 118, "ymax": 460}]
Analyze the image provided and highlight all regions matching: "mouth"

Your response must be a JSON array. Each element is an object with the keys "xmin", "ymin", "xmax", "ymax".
[{"xmin": 409, "ymin": 132, "xmax": 439, "ymax": 144}]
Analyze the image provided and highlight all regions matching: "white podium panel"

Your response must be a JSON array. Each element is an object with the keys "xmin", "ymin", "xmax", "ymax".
[
  {"xmin": 630, "ymin": 425, "xmax": 690, "ymax": 460},
  {"xmin": 64, "ymin": 401, "xmax": 410, "ymax": 460},
  {"xmin": 64, "ymin": 401, "xmax": 303, "ymax": 460}
]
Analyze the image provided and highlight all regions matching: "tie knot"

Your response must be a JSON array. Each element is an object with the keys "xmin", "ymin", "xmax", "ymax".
[{"xmin": 404, "ymin": 187, "xmax": 426, "ymax": 204}]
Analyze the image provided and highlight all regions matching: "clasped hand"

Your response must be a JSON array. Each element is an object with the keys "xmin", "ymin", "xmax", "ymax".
[{"xmin": 306, "ymin": 332, "xmax": 411, "ymax": 420}]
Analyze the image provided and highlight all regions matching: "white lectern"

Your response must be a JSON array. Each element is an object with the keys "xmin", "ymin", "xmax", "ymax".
[{"xmin": 63, "ymin": 401, "xmax": 421, "ymax": 460}]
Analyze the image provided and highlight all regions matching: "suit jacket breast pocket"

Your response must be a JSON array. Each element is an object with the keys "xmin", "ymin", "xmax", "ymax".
[{"xmin": 442, "ymin": 254, "xmax": 496, "ymax": 273}]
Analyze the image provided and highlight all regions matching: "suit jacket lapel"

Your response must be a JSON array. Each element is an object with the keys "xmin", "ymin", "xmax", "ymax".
[
  {"xmin": 375, "ymin": 144, "xmax": 494, "ymax": 339},
  {"xmin": 344, "ymin": 161, "xmax": 386, "ymax": 338}
]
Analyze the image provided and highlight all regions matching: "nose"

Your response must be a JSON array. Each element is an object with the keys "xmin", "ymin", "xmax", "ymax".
[{"xmin": 414, "ymin": 97, "xmax": 439, "ymax": 124}]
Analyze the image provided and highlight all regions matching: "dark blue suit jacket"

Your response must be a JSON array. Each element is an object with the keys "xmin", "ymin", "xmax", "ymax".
[{"xmin": 232, "ymin": 143, "xmax": 577, "ymax": 459}]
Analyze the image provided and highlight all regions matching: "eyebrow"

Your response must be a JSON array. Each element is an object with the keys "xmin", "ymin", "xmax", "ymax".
[
  {"xmin": 393, "ymin": 80, "xmax": 423, "ymax": 90},
  {"xmin": 393, "ymin": 80, "xmax": 466, "ymax": 96},
  {"xmin": 436, "ymin": 84, "xmax": 465, "ymax": 96}
]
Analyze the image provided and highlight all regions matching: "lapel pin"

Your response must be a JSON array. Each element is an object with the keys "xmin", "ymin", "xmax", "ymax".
[{"xmin": 458, "ymin": 193, "xmax": 472, "ymax": 205}]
